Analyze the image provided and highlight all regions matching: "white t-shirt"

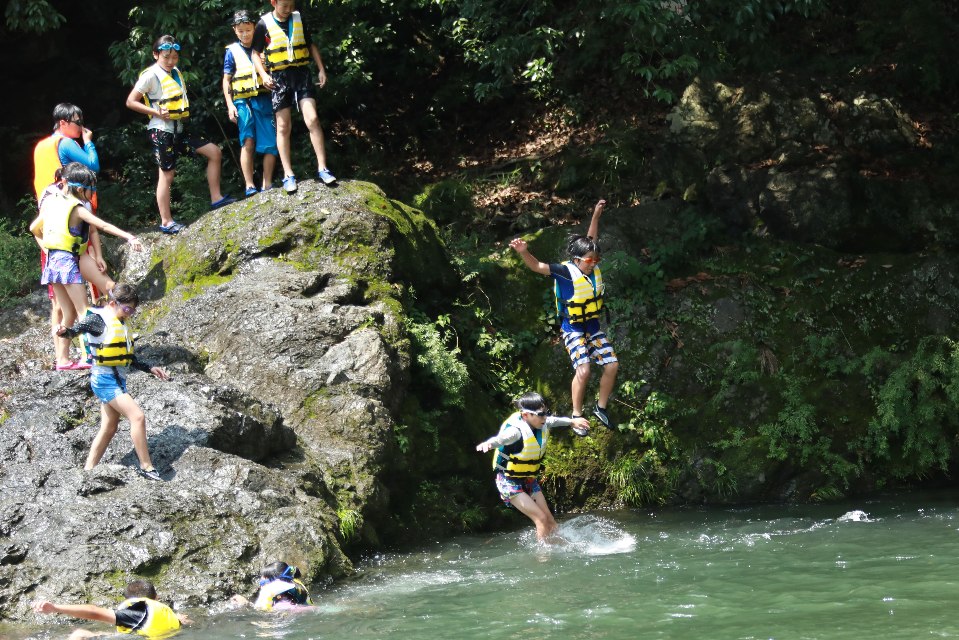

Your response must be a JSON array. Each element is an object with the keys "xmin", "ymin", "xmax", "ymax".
[{"xmin": 133, "ymin": 68, "xmax": 183, "ymax": 133}]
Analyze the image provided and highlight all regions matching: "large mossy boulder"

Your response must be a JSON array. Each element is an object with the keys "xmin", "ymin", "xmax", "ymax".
[
  {"xmin": 0, "ymin": 179, "xmax": 460, "ymax": 621},
  {"xmin": 657, "ymin": 75, "xmax": 959, "ymax": 252},
  {"xmin": 482, "ymin": 202, "xmax": 959, "ymax": 508}
]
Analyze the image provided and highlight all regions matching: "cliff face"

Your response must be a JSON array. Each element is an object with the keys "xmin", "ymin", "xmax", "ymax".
[{"xmin": 0, "ymin": 180, "xmax": 457, "ymax": 620}]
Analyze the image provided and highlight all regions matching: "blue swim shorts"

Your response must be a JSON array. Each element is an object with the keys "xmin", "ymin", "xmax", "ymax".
[
  {"xmin": 91, "ymin": 372, "xmax": 128, "ymax": 404},
  {"xmin": 562, "ymin": 330, "xmax": 618, "ymax": 370},
  {"xmin": 495, "ymin": 472, "xmax": 542, "ymax": 507},
  {"xmin": 235, "ymin": 95, "xmax": 278, "ymax": 156}
]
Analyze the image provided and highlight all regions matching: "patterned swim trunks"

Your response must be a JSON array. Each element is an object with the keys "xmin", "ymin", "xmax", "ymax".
[
  {"xmin": 562, "ymin": 330, "xmax": 618, "ymax": 370},
  {"xmin": 495, "ymin": 472, "xmax": 542, "ymax": 507}
]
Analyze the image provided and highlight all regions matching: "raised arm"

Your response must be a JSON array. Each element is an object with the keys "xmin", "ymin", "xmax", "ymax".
[
  {"xmin": 509, "ymin": 238, "xmax": 550, "ymax": 275},
  {"xmin": 74, "ymin": 207, "xmax": 143, "ymax": 252},
  {"xmin": 586, "ymin": 199, "xmax": 605, "ymax": 242},
  {"xmin": 476, "ymin": 425, "xmax": 522, "ymax": 453},
  {"xmin": 32, "ymin": 601, "xmax": 117, "ymax": 625}
]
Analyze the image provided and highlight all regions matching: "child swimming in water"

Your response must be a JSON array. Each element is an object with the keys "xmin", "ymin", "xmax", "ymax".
[
  {"xmin": 231, "ymin": 561, "xmax": 314, "ymax": 611},
  {"xmin": 476, "ymin": 392, "xmax": 590, "ymax": 542}
]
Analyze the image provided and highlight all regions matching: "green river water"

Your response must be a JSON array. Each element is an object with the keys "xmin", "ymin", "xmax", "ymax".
[{"xmin": 11, "ymin": 491, "xmax": 959, "ymax": 639}]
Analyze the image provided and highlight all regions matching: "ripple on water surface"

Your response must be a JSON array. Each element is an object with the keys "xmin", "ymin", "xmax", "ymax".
[{"xmin": 14, "ymin": 492, "xmax": 959, "ymax": 640}]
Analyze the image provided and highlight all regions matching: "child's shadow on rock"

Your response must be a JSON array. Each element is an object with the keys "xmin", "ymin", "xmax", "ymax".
[{"xmin": 121, "ymin": 424, "xmax": 207, "ymax": 479}]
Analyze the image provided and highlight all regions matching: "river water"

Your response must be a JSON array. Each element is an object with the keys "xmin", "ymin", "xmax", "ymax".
[{"xmin": 11, "ymin": 491, "xmax": 959, "ymax": 639}]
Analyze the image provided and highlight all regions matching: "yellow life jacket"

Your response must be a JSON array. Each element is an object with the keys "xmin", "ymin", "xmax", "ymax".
[
  {"xmin": 115, "ymin": 598, "xmax": 181, "ymax": 637},
  {"xmin": 33, "ymin": 133, "xmax": 66, "ymax": 200},
  {"xmin": 226, "ymin": 43, "xmax": 262, "ymax": 100},
  {"xmin": 40, "ymin": 193, "xmax": 89, "ymax": 255},
  {"xmin": 89, "ymin": 309, "xmax": 134, "ymax": 367},
  {"xmin": 554, "ymin": 262, "xmax": 604, "ymax": 323},
  {"xmin": 262, "ymin": 11, "xmax": 310, "ymax": 71},
  {"xmin": 140, "ymin": 64, "xmax": 190, "ymax": 120},
  {"xmin": 253, "ymin": 578, "xmax": 313, "ymax": 610},
  {"xmin": 492, "ymin": 413, "xmax": 549, "ymax": 478}
]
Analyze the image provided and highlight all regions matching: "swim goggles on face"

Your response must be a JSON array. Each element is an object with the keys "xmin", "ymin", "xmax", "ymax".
[
  {"xmin": 522, "ymin": 409, "xmax": 548, "ymax": 417},
  {"xmin": 67, "ymin": 181, "xmax": 96, "ymax": 192},
  {"xmin": 157, "ymin": 43, "xmax": 181, "ymax": 51}
]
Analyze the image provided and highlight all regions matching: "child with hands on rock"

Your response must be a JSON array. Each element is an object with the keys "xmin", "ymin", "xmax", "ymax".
[
  {"xmin": 509, "ymin": 199, "xmax": 619, "ymax": 428},
  {"xmin": 477, "ymin": 392, "xmax": 590, "ymax": 543},
  {"xmin": 32, "ymin": 579, "xmax": 191, "ymax": 639},
  {"xmin": 231, "ymin": 561, "xmax": 314, "ymax": 611},
  {"xmin": 55, "ymin": 284, "xmax": 170, "ymax": 481},
  {"xmin": 30, "ymin": 164, "xmax": 144, "ymax": 371}
]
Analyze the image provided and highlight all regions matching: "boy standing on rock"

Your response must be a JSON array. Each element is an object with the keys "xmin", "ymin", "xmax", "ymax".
[
  {"xmin": 510, "ymin": 199, "xmax": 619, "ymax": 427},
  {"xmin": 32, "ymin": 579, "xmax": 191, "ymax": 639},
  {"xmin": 251, "ymin": 0, "xmax": 336, "ymax": 193}
]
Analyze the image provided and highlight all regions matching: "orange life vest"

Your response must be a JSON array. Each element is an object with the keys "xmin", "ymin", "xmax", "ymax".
[{"xmin": 32, "ymin": 133, "xmax": 98, "ymax": 210}]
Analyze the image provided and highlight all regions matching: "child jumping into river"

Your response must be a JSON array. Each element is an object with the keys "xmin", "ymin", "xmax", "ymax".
[
  {"xmin": 32, "ymin": 579, "xmax": 191, "ymax": 639},
  {"xmin": 509, "ymin": 199, "xmax": 619, "ymax": 427},
  {"xmin": 231, "ymin": 561, "xmax": 314, "ymax": 610},
  {"xmin": 477, "ymin": 392, "xmax": 590, "ymax": 542},
  {"xmin": 55, "ymin": 284, "xmax": 170, "ymax": 481}
]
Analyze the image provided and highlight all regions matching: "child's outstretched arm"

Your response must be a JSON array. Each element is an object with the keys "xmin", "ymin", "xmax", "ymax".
[
  {"xmin": 32, "ymin": 601, "xmax": 117, "ymax": 625},
  {"xmin": 587, "ymin": 199, "xmax": 606, "ymax": 241},
  {"xmin": 509, "ymin": 238, "xmax": 550, "ymax": 275},
  {"xmin": 74, "ymin": 208, "xmax": 143, "ymax": 252}
]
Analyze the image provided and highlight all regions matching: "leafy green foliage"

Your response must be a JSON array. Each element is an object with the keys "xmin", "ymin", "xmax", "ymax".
[
  {"xmin": 0, "ymin": 221, "xmax": 40, "ymax": 305},
  {"xmin": 5, "ymin": 0, "xmax": 65, "ymax": 34},
  {"xmin": 337, "ymin": 508, "xmax": 362, "ymax": 541},
  {"xmin": 407, "ymin": 312, "xmax": 469, "ymax": 408}
]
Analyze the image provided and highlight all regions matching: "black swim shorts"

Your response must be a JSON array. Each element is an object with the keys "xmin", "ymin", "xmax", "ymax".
[{"xmin": 269, "ymin": 66, "xmax": 316, "ymax": 113}]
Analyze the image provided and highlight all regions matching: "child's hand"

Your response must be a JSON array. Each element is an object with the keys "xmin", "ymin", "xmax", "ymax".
[
  {"xmin": 157, "ymin": 107, "xmax": 170, "ymax": 120},
  {"xmin": 593, "ymin": 199, "xmax": 606, "ymax": 216},
  {"xmin": 230, "ymin": 595, "xmax": 251, "ymax": 606},
  {"xmin": 316, "ymin": 69, "xmax": 327, "ymax": 88},
  {"xmin": 260, "ymin": 75, "xmax": 276, "ymax": 90},
  {"xmin": 82, "ymin": 128, "xmax": 94, "ymax": 145},
  {"xmin": 53, "ymin": 324, "xmax": 66, "ymax": 336},
  {"xmin": 151, "ymin": 367, "xmax": 169, "ymax": 381},
  {"xmin": 227, "ymin": 104, "xmax": 238, "ymax": 123},
  {"xmin": 32, "ymin": 601, "xmax": 56, "ymax": 614},
  {"xmin": 127, "ymin": 237, "xmax": 143, "ymax": 252},
  {"xmin": 509, "ymin": 238, "xmax": 529, "ymax": 253},
  {"xmin": 95, "ymin": 257, "xmax": 108, "ymax": 273},
  {"xmin": 476, "ymin": 442, "xmax": 492, "ymax": 453},
  {"xmin": 570, "ymin": 417, "xmax": 590, "ymax": 431},
  {"xmin": 176, "ymin": 613, "xmax": 193, "ymax": 625}
]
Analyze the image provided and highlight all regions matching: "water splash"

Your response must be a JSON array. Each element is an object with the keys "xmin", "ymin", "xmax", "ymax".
[
  {"xmin": 837, "ymin": 509, "xmax": 875, "ymax": 522},
  {"xmin": 520, "ymin": 515, "xmax": 637, "ymax": 555}
]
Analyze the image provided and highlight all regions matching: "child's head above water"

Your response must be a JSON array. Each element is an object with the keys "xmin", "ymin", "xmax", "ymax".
[
  {"xmin": 124, "ymin": 579, "xmax": 158, "ymax": 600},
  {"xmin": 260, "ymin": 561, "xmax": 301, "ymax": 583}
]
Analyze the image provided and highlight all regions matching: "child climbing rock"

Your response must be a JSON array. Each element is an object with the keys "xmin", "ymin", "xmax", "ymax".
[
  {"xmin": 509, "ymin": 199, "xmax": 619, "ymax": 427},
  {"xmin": 55, "ymin": 284, "xmax": 170, "ymax": 481},
  {"xmin": 476, "ymin": 392, "xmax": 590, "ymax": 542},
  {"xmin": 32, "ymin": 579, "xmax": 191, "ymax": 639},
  {"xmin": 231, "ymin": 561, "xmax": 314, "ymax": 610}
]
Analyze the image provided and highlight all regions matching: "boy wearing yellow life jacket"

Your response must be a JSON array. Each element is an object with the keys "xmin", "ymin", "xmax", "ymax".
[
  {"xmin": 32, "ymin": 579, "xmax": 191, "ymax": 639},
  {"xmin": 250, "ymin": 0, "xmax": 336, "ymax": 193},
  {"xmin": 476, "ymin": 392, "xmax": 590, "ymax": 542},
  {"xmin": 223, "ymin": 10, "xmax": 278, "ymax": 197},
  {"xmin": 510, "ymin": 199, "xmax": 620, "ymax": 428},
  {"xmin": 230, "ymin": 561, "xmax": 314, "ymax": 611},
  {"xmin": 55, "ymin": 284, "xmax": 170, "ymax": 482},
  {"xmin": 125, "ymin": 35, "xmax": 235, "ymax": 234}
]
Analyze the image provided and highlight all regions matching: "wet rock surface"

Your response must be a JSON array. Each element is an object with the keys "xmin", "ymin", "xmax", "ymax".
[{"xmin": 0, "ymin": 179, "xmax": 450, "ymax": 620}]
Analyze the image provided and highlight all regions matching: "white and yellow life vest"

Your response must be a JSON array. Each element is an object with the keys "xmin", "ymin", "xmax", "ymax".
[
  {"xmin": 115, "ymin": 598, "xmax": 181, "ymax": 637},
  {"xmin": 87, "ymin": 308, "xmax": 134, "ymax": 368},
  {"xmin": 254, "ymin": 578, "xmax": 313, "ymax": 610},
  {"xmin": 555, "ymin": 261, "xmax": 604, "ymax": 323},
  {"xmin": 41, "ymin": 193, "xmax": 88, "ymax": 255},
  {"xmin": 139, "ymin": 64, "xmax": 190, "ymax": 120},
  {"xmin": 262, "ymin": 11, "xmax": 310, "ymax": 71},
  {"xmin": 226, "ymin": 43, "xmax": 262, "ymax": 100},
  {"xmin": 492, "ymin": 413, "xmax": 549, "ymax": 478}
]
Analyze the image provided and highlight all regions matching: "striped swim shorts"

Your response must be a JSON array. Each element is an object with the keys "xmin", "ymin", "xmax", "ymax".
[{"xmin": 562, "ymin": 330, "xmax": 618, "ymax": 370}]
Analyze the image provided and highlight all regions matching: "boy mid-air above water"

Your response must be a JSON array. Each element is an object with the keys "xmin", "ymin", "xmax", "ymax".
[
  {"xmin": 251, "ymin": 0, "xmax": 336, "ymax": 194},
  {"xmin": 510, "ymin": 199, "xmax": 619, "ymax": 427}
]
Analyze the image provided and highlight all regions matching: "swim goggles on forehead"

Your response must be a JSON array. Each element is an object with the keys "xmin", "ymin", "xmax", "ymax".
[
  {"xmin": 67, "ymin": 181, "xmax": 96, "ymax": 192},
  {"xmin": 157, "ymin": 43, "xmax": 181, "ymax": 51},
  {"xmin": 258, "ymin": 566, "xmax": 296, "ymax": 586}
]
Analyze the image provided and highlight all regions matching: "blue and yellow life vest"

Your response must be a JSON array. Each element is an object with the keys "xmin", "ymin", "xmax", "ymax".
[
  {"xmin": 41, "ymin": 193, "xmax": 89, "ymax": 256},
  {"xmin": 115, "ymin": 598, "xmax": 180, "ymax": 637},
  {"xmin": 262, "ymin": 11, "xmax": 310, "ymax": 71},
  {"xmin": 139, "ymin": 64, "xmax": 190, "ymax": 120},
  {"xmin": 88, "ymin": 308, "xmax": 134, "ymax": 368},
  {"xmin": 554, "ymin": 261, "xmax": 604, "ymax": 323},
  {"xmin": 492, "ymin": 412, "xmax": 549, "ymax": 478},
  {"xmin": 226, "ymin": 43, "xmax": 263, "ymax": 100},
  {"xmin": 254, "ymin": 578, "xmax": 313, "ymax": 610}
]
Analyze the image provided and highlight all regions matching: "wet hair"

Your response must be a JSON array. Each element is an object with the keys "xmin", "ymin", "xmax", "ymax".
[
  {"xmin": 566, "ymin": 234, "xmax": 600, "ymax": 260},
  {"xmin": 52, "ymin": 103, "xmax": 83, "ymax": 132},
  {"xmin": 232, "ymin": 9, "xmax": 254, "ymax": 25},
  {"xmin": 261, "ymin": 561, "xmax": 301, "ymax": 581},
  {"xmin": 109, "ymin": 283, "xmax": 140, "ymax": 306},
  {"xmin": 515, "ymin": 392, "xmax": 546, "ymax": 413},
  {"xmin": 124, "ymin": 579, "xmax": 158, "ymax": 600},
  {"xmin": 59, "ymin": 163, "xmax": 96, "ymax": 199},
  {"xmin": 152, "ymin": 35, "xmax": 179, "ymax": 55}
]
